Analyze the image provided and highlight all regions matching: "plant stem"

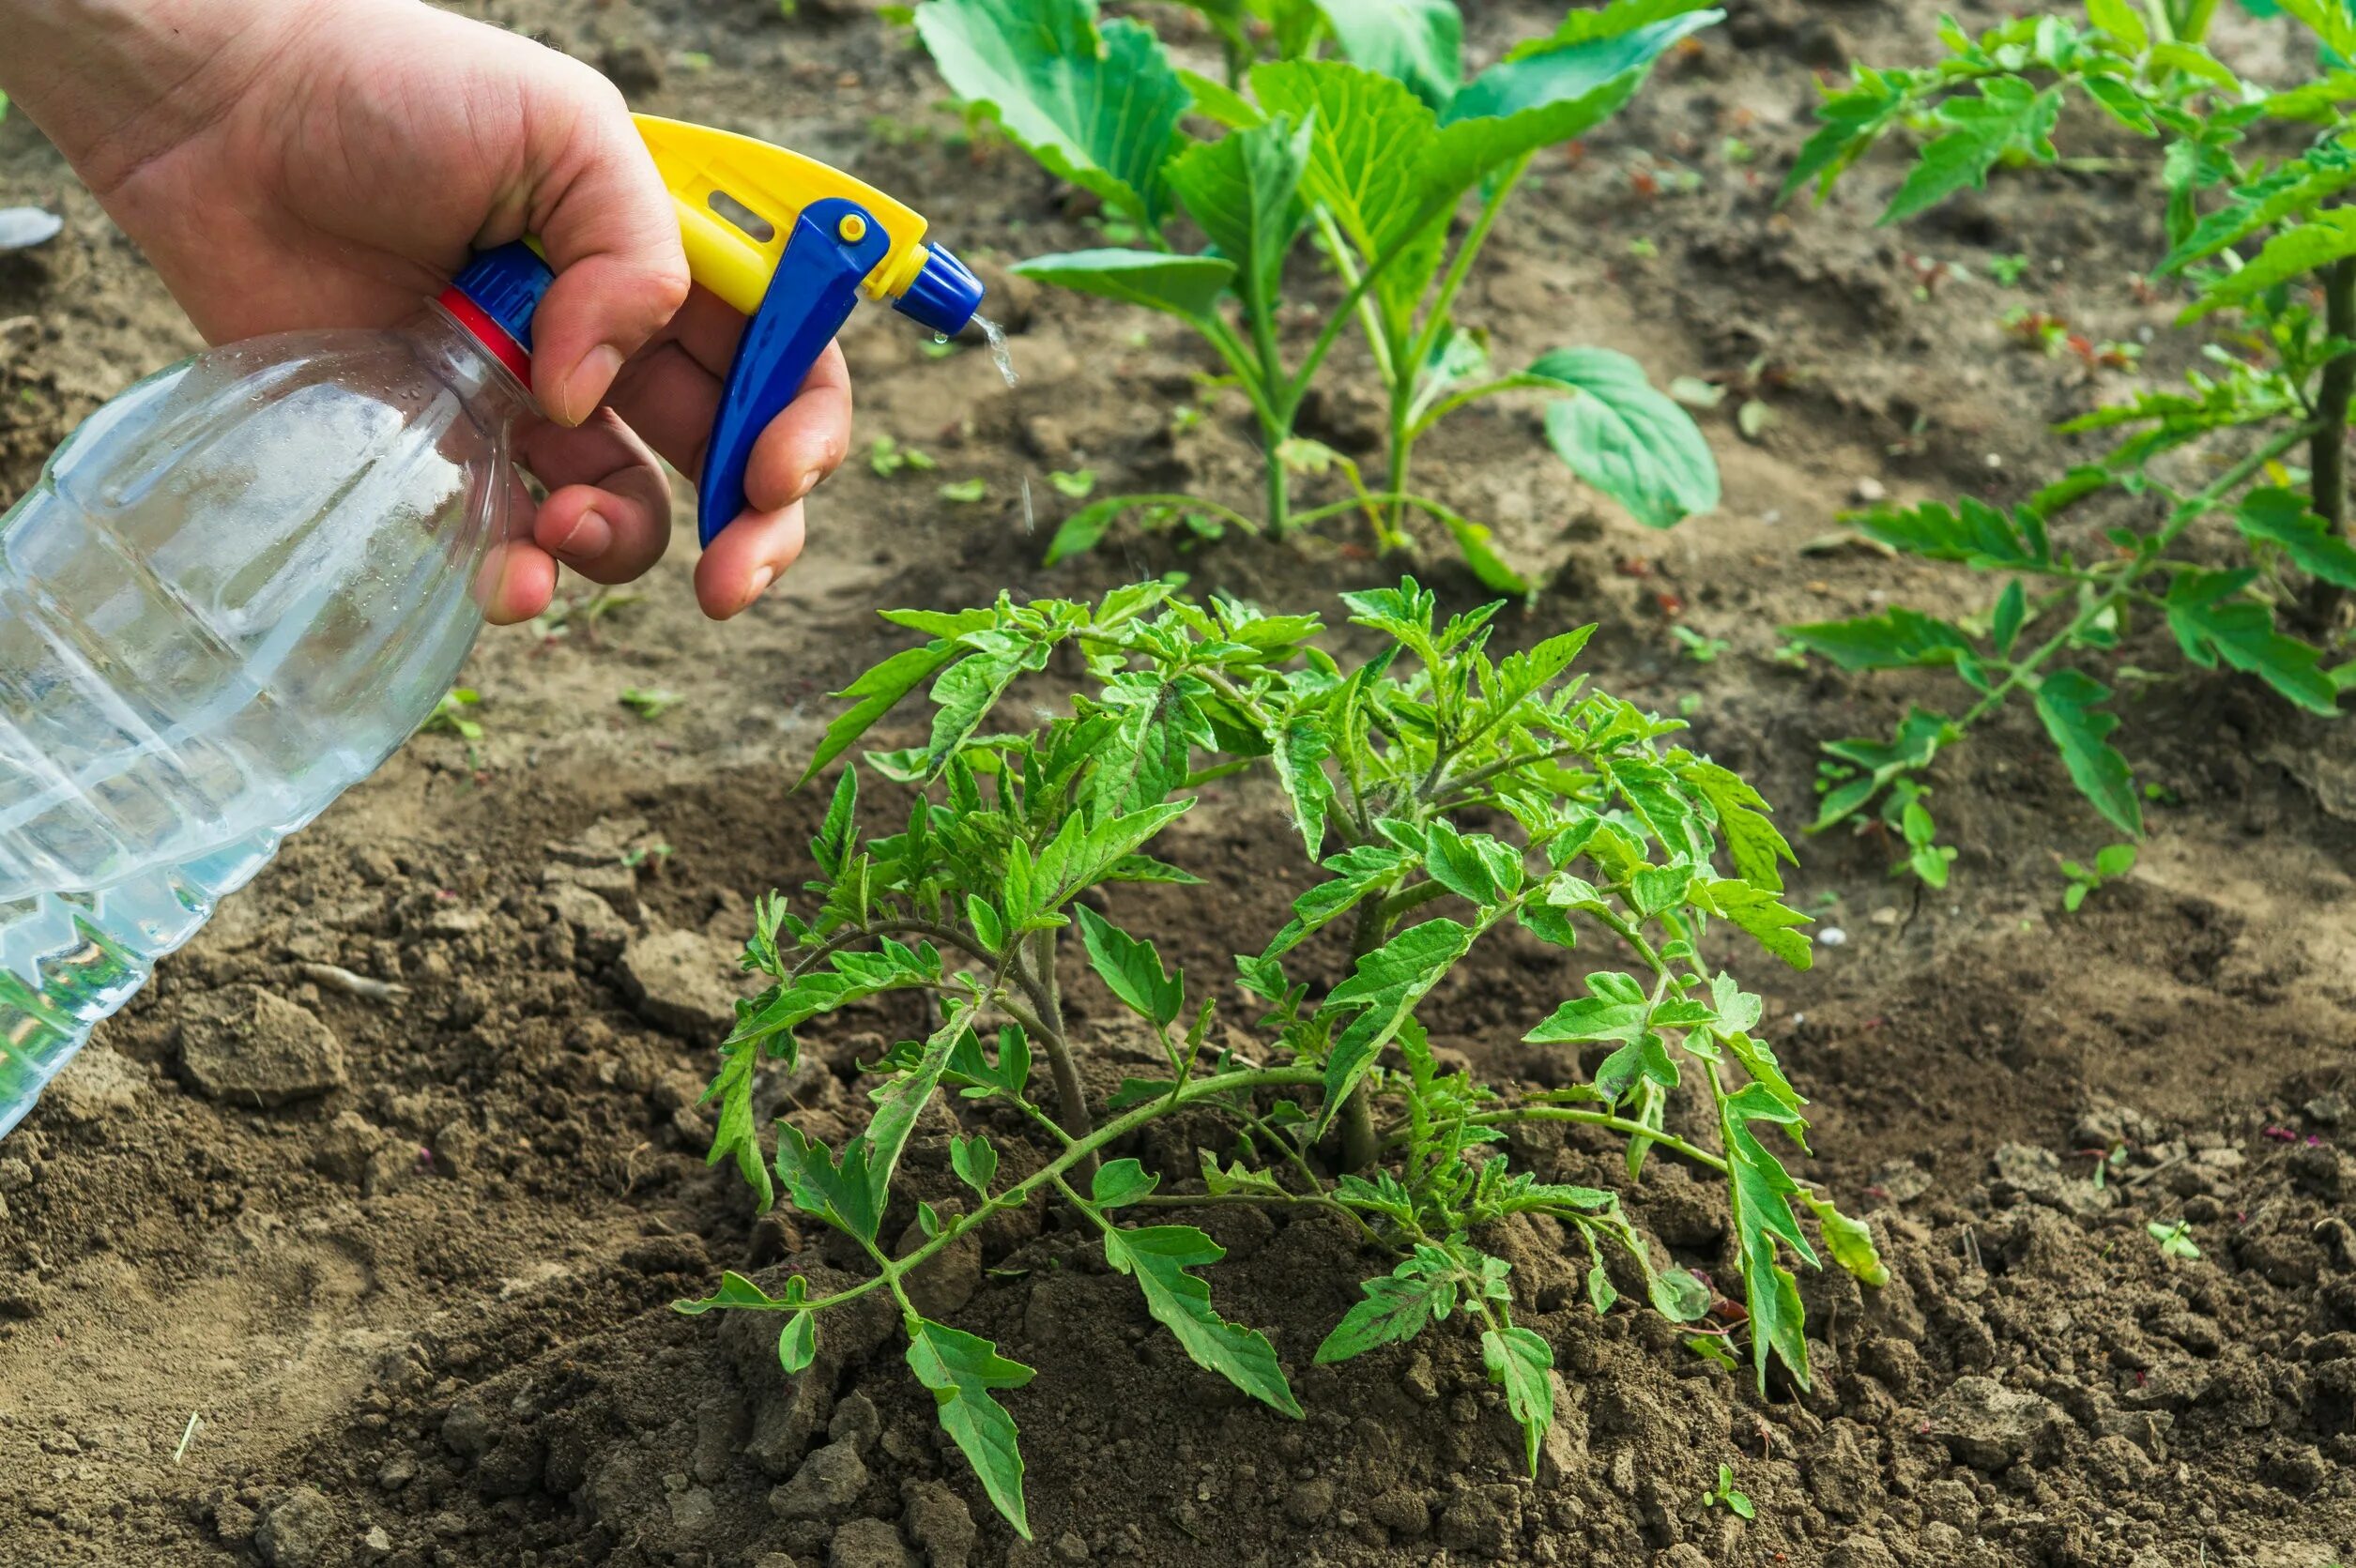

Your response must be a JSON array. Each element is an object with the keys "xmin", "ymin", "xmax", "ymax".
[
  {"xmin": 1263, "ymin": 424, "xmax": 1293, "ymax": 540},
  {"xmin": 1386, "ymin": 398, "xmax": 1415, "ymax": 546},
  {"xmin": 2312, "ymin": 259, "xmax": 2353, "ymax": 535},
  {"xmin": 1957, "ymin": 421, "xmax": 2317, "ymax": 733},
  {"xmin": 1417, "ymin": 1105, "xmax": 1728, "ymax": 1175},
  {"xmin": 1335, "ymin": 896, "xmax": 1391, "ymax": 1172},
  {"xmin": 2306, "ymin": 261, "xmax": 2356, "ymax": 628},
  {"xmin": 1020, "ymin": 927, "xmax": 1095, "ymax": 1172},
  {"xmin": 784, "ymin": 1065, "xmax": 1324, "ymax": 1316}
]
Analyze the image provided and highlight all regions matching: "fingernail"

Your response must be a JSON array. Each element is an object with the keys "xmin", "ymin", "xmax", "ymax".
[
  {"xmin": 558, "ymin": 344, "xmax": 625, "ymax": 426},
  {"xmin": 555, "ymin": 508, "xmax": 612, "ymax": 561},
  {"xmin": 744, "ymin": 565, "xmax": 775, "ymax": 612}
]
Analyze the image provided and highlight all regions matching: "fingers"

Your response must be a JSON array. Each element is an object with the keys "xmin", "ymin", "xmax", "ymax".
[
  {"xmin": 745, "ymin": 341, "xmax": 852, "ymax": 511},
  {"xmin": 519, "ymin": 68, "xmax": 691, "ymax": 426},
  {"xmin": 479, "ymin": 540, "xmax": 558, "ymax": 626},
  {"xmin": 606, "ymin": 335, "xmax": 853, "ymax": 509},
  {"xmin": 695, "ymin": 501, "xmax": 807, "ymax": 620},
  {"xmin": 517, "ymin": 408, "xmax": 674, "ymax": 584}
]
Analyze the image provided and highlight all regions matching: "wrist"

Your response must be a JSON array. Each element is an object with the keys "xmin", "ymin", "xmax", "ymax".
[{"xmin": 0, "ymin": 0, "xmax": 315, "ymax": 192}]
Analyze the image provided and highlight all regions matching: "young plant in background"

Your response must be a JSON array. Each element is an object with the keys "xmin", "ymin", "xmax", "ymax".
[
  {"xmin": 913, "ymin": 0, "xmax": 1721, "ymax": 590},
  {"xmin": 1782, "ymin": 3, "xmax": 2354, "ymax": 878},
  {"xmin": 682, "ymin": 579, "xmax": 1879, "ymax": 1536}
]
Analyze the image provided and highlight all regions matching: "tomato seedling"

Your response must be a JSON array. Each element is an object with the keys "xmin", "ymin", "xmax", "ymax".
[
  {"xmin": 1783, "ymin": 3, "xmax": 2356, "ymax": 882},
  {"xmin": 678, "ymin": 577, "xmax": 1882, "ymax": 1537}
]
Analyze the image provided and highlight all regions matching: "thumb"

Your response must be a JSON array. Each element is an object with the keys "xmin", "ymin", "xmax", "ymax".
[{"xmin": 519, "ymin": 78, "xmax": 690, "ymax": 426}]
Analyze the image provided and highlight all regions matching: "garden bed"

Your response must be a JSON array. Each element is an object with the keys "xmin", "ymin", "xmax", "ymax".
[{"xmin": 2, "ymin": 0, "xmax": 2354, "ymax": 1564}]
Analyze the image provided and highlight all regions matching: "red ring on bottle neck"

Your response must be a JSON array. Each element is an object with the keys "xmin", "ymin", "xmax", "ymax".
[{"xmin": 437, "ymin": 286, "xmax": 532, "ymax": 386}]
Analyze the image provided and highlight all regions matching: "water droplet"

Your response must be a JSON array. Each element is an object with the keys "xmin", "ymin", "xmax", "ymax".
[
  {"xmin": 974, "ymin": 314, "xmax": 1019, "ymax": 388},
  {"xmin": 933, "ymin": 332, "xmax": 948, "ymax": 345},
  {"xmin": 1020, "ymin": 475, "xmax": 1035, "ymax": 536}
]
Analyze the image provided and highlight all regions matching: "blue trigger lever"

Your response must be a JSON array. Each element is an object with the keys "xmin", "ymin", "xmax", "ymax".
[{"xmin": 697, "ymin": 196, "xmax": 893, "ymax": 547}]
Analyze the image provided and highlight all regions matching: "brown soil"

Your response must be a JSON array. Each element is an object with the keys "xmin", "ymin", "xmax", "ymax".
[{"xmin": 5, "ymin": 1, "xmax": 2356, "ymax": 1566}]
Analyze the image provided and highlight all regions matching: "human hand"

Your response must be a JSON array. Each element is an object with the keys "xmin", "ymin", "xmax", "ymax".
[{"xmin": 0, "ymin": 0, "xmax": 848, "ymax": 622}]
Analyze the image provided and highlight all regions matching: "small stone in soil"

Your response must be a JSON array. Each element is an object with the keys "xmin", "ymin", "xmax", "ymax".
[
  {"xmin": 618, "ymin": 927, "xmax": 753, "ymax": 1041},
  {"xmin": 831, "ymin": 1516, "xmax": 919, "ymax": 1568},
  {"xmin": 830, "ymin": 1392, "xmax": 881, "ymax": 1454},
  {"xmin": 1926, "ymin": 1376, "xmax": 2070, "ymax": 1470},
  {"xmin": 901, "ymin": 1478, "xmax": 975, "ymax": 1568},
  {"xmin": 177, "ymin": 985, "xmax": 347, "ymax": 1107},
  {"xmin": 253, "ymin": 1487, "xmax": 340, "ymax": 1568},
  {"xmin": 772, "ymin": 1440, "xmax": 869, "ymax": 1521}
]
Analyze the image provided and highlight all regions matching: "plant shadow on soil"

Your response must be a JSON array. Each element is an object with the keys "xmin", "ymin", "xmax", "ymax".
[{"xmin": 5, "ymin": 0, "xmax": 2356, "ymax": 1565}]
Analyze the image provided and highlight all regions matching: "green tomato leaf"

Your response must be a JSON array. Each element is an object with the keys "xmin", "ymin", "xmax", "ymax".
[
  {"xmin": 1316, "ymin": 1251, "xmax": 1456, "ymax": 1361},
  {"xmin": 951, "ymin": 1131, "xmax": 1000, "ymax": 1198},
  {"xmin": 2235, "ymin": 487, "xmax": 2356, "ymax": 587},
  {"xmin": 1262, "ymin": 843, "xmax": 1410, "ymax": 960},
  {"xmin": 917, "ymin": 0, "xmax": 1190, "ymax": 227},
  {"xmin": 1849, "ymin": 494, "xmax": 2051, "ymax": 569},
  {"xmin": 2157, "ymin": 141, "xmax": 2356, "ymax": 274},
  {"xmin": 1480, "ymin": 1325, "xmax": 1555, "ymax": 1475},
  {"xmin": 2163, "ymin": 571, "xmax": 2341, "ymax": 714},
  {"xmin": 1076, "ymin": 905, "xmax": 1185, "ymax": 1026},
  {"xmin": 1676, "ymin": 758, "xmax": 1796, "ymax": 894},
  {"xmin": 2184, "ymin": 208, "xmax": 2356, "ymax": 320},
  {"xmin": 1881, "ymin": 78, "xmax": 2063, "ymax": 225},
  {"xmin": 1691, "ymin": 878, "xmax": 1813, "ymax": 970},
  {"xmin": 905, "ymin": 1318, "xmax": 1036, "ymax": 1537},
  {"xmin": 1091, "ymin": 1156, "xmax": 1162, "ymax": 1208},
  {"xmin": 1104, "ymin": 1225, "xmax": 1304, "ymax": 1415},
  {"xmin": 1012, "ymin": 249, "xmax": 1237, "ymax": 321},
  {"xmin": 1805, "ymin": 1194, "xmax": 1889, "ymax": 1287},
  {"xmin": 1530, "ymin": 347, "xmax": 1721, "ymax": 526},
  {"xmin": 1264, "ymin": 711, "xmax": 1334, "ymax": 859},
  {"xmin": 2032, "ymin": 668, "xmax": 2143, "ymax": 837},
  {"xmin": 778, "ymin": 1312, "xmax": 818, "ymax": 1375},
  {"xmin": 1316, "ymin": 918, "xmax": 1476, "ymax": 1134},
  {"xmin": 674, "ymin": 1269, "xmax": 791, "ymax": 1314},
  {"xmin": 1787, "ymin": 607, "xmax": 1975, "ymax": 671},
  {"xmin": 799, "ymin": 634, "xmax": 976, "ymax": 784}
]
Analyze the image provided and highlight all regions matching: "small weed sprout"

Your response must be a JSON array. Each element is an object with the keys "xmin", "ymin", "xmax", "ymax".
[
  {"xmin": 677, "ymin": 578, "xmax": 1884, "ymax": 1537},
  {"xmin": 1673, "ymin": 625, "xmax": 1731, "ymax": 663},
  {"xmin": 2149, "ymin": 1218, "xmax": 2201, "ymax": 1261},
  {"xmin": 421, "ymin": 687, "xmax": 484, "ymax": 741},
  {"xmin": 619, "ymin": 687, "xmax": 683, "ymax": 721},
  {"xmin": 2058, "ymin": 843, "xmax": 2137, "ymax": 912},
  {"xmin": 870, "ymin": 435, "xmax": 940, "ymax": 477},
  {"xmin": 1701, "ymin": 1462, "xmax": 1756, "ymax": 1519}
]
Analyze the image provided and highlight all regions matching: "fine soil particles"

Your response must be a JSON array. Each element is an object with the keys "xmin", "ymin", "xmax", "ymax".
[{"xmin": 3, "ymin": 1, "xmax": 2355, "ymax": 1566}]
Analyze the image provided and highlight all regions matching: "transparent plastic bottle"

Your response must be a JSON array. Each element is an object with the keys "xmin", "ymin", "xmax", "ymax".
[{"xmin": 0, "ymin": 246, "xmax": 553, "ymax": 1136}]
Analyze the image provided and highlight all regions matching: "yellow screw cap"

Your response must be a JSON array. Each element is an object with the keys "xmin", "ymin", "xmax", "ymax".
[{"xmin": 838, "ymin": 214, "xmax": 868, "ymax": 243}]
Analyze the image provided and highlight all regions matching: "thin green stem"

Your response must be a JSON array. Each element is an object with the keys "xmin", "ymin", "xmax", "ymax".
[
  {"xmin": 1377, "ymin": 877, "xmax": 1455, "ymax": 923},
  {"xmin": 1404, "ymin": 157, "xmax": 1530, "ymax": 376},
  {"xmin": 1403, "ymin": 1105, "xmax": 1728, "ymax": 1175},
  {"xmin": 1077, "ymin": 494, "xmax": 1265, "ymax": 539},
  {"xmin": 1958, "ymin": 422, "xmax": 2316, "ymax": 732},
  {"xmin": 1312, "ymin": 208, "xmax": 1398, "ymax": 386},
  {"xmin": 1198, "ymin": 312, "xmax": 1286, "ymax": 434},
  {"xmin": 787, "ymin": 1065, "xmax": 1325, "ymax": 1317}
]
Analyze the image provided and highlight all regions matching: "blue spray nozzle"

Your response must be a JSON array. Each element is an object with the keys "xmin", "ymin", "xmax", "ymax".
[{"xmin": 893, "ymin": 242, "xmax": 985, "ymax": 338}]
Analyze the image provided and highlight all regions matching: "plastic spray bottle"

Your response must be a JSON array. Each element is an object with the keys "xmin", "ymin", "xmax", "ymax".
[{"xmin": 0, "ymin": 116, "xmax": 983, "ymax": 1136}]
